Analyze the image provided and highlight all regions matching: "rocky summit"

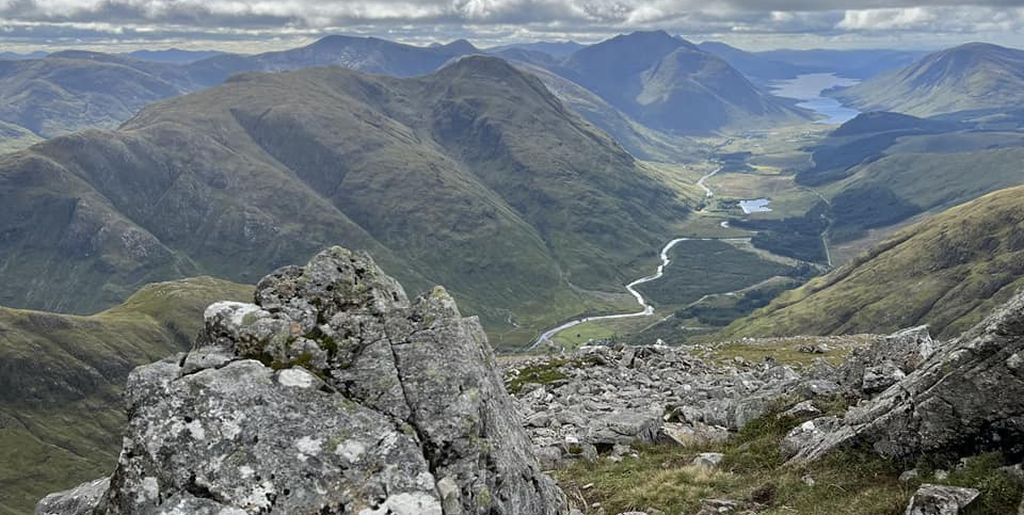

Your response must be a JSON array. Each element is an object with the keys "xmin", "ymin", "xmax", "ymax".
[{"xmin": 37, "ymin": 246, "xmax": 565, "ymax": 515}]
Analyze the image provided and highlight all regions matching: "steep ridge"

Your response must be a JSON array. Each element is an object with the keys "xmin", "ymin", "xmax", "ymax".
[
  {"xmin": 0, "ymin": 277, "xmax": 252, "ymax": 514},
  {"xmin": 832, "ymin": 42, "xmax": 1024, "ymax": 117},
  {"xmin": 724, "ymin": 185, "xmax": 1024, "ymax": 339},
  {"xmin": 556, "ymin": 31, "xmax": 811, "ymax": 134},
  {"xmin": 0, "ymin": 56, "xmax": 689, "ymax": 345}
]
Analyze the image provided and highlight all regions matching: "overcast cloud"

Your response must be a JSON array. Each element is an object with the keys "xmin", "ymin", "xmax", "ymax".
[{"xmin": 0, "ymin": 0, "xmax": 1022, "ymax": 52}]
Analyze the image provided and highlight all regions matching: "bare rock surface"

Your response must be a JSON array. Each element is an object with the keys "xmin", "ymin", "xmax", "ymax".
[
  {"xmin": 38, "ymin": 247, "xmax": 564, "ymax": 515},
  {"xmin": 787, "ymin": 291, "xmax": 1024, "ymax": 465},
  {"xmin": 903, "ymin": 484, "xmax": 979, "ymax": 515}
]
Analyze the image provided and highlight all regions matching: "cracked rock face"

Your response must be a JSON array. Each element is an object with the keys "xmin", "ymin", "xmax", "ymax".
[
  {"xmin": 787, "ymin": 291, "xmax": 1024, "ymax": 465},
  {"xmin": 38, "ymin": 246, "xmax": 565, "ymax": 515}
]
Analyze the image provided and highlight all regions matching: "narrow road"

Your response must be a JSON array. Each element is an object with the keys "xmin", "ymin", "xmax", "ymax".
[
  {"xmin": 527, "ymin": 237, "xmax": 748, "ymax": 350},
  {"xmin": 696, "ymin": 166, "xmax": 723, "ymax": 199},
  {"xmin": 802, "ymin": 187, "xmax": 835, "ymax": 268}
]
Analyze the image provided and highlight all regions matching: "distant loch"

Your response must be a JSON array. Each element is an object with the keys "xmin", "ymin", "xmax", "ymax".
[{"xmin": 771, "ymin": 73, "xmax": 861, "ymax": 125}]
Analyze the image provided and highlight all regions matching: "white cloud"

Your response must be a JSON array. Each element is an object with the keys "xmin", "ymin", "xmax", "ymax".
[{"xmin": 0, "ymin": 0, "xmax": 1023, "ymax": 50}]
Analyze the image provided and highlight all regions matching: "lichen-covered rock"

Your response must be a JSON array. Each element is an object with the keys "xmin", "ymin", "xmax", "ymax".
[
  {"xmin": 787, "ymin": 291, "xmax": 1024, "ymax": 465},
  {"xmin": 39, "ymin": 246, "xmax": 565, "ymax": 515},
  {"xmin": 903, "ymin": 484, "xmax": 979, "ymax": 515}
]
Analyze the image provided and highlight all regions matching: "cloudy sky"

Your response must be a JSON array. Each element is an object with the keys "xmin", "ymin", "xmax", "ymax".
[{"xmin": 1, "ymin": 0, "xmax": 1023, "ymax": 52}]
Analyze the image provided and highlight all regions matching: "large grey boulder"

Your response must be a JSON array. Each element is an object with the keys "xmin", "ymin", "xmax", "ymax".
[
  {"xmin": 903, "ymin": 484, "xmax": 979, "ymax": 515},
  {"xmin": 39, "ymin": 246, "xmax": 565, "ymax": 515},
  {"xmin": 787, "ymin": 291, "xmax": 1024, "ymax": 464}
]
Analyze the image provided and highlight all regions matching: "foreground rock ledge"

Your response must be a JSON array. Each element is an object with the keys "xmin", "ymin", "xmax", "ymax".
[
  {"xmin": 787, "ymin": 290, "xmax": 1024, "ymax": 465},
  {"xmin": 38, "ymin": 246, "xmax": 566, "ymax": 515}
]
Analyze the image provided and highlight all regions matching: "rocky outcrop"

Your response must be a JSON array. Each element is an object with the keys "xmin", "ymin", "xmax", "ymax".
[
  {"xmin": 834, "ymin": 325, "xmax": 935, "ymax": 397},
  {"xmin": 787, "ymin": 291, "xmax": 1024, "ymax": 465},
  {"xmin": 903, "ymin": 484, "xmax": 979, "ymax": 515},
  {"xmin": 506, "ymin": 344, "xmax": 832, "ymax": 466},
  {"xmin": 38, "ymin": 247, "xmax": 565, "ymax": 515}
]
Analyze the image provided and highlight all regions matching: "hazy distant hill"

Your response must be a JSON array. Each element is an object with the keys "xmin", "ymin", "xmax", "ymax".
[
  {"xmin": 725, "ymin": 185, "xmax": 1024, "ymax": 339},
  {"xmin": 126, "ymin": 48, "xmax": 226, "ymax": 64},
  {"xmin": 186, "ymin": 35, "xmax": 478, "ymax": 82},
  {"xmin": 0, "ymin": 56, "xmax": 689, "ymax": 346},
  {"xmin": 0, "ymin": 51, "xmax": 199, "ymax": 138},
  {"xmin": 556, "ymin": 31, "xmax": 811, "ymax": 134},
  {"xmin": 517, "ymin": 62, "xmax": 701, "ymax": 162},
  {"xmin": 0, "ymin": 51, "xmax": 47, "ymax": 60},
  {"xmin": 696, "ymin": 41, "xmax": 807, "ymax": 81},
  {"xmin": 489, "ymin": 41, "xmax": 585, "ymax": 57},
  {"xmin": 0, "ymin": 277, "xmax": 252, "ymax": 515},
  {"xmin": 832, "ymin": 43, "xmax": 1024, "ymax": 117},
  {"xmin": 698, "ymin": 42, "xmax": 925, "ymax": 81}
]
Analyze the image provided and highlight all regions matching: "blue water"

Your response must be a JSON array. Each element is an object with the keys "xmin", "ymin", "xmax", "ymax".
[
  {"xmin": 771, "ymin": 73, "xmax": 861, "ymax": 125},
  {"xmin": 739, "ymin": 198, "xmax": 772, "ymax": 214}
]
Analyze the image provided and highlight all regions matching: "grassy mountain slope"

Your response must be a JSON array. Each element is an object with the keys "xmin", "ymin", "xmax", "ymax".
[
  {"xmin": 0, "ymin": 277, "xmax": 252, "ymax": 515},
  {"xmin": 833, "ymin": 43, "xmax": 1024, "ymax": 117},
  {"xmin": 724, "ymin": 186, "xmax": 1024, "ymax": 340},
  {"xmin": 557, "ymin": 31, "xmax": 811, "ymax": 134},
  {"xmin": 0, "ymin": 57, "xmax": 689, "ymax": 347}
]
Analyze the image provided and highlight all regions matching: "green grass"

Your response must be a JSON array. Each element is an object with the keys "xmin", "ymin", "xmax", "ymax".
[
  {"xmin": 710, "ymin": 335, "xmax": 871, "ymax": 367},
  {"xmin": 558, "ymin": 400, "xmax": 1022, "ymax": 514},
  {"xmin": 506, "ymin": 359, "xmax": 570, "ymax": 394}
]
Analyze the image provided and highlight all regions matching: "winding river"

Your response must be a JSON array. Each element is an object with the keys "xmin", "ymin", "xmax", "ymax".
[{"xmin": 527, "ymin": 237, "xmax": 747, "ymax": 350}]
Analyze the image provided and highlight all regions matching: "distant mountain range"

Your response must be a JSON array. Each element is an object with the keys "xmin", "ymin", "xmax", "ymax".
[
  {"xmin": 0, "ymin": 56, "xmax": 689, "ymax": 346},
  {"xmin": 832, "ymin": 42, "xmax": 1024, "ymax": 117},
  {"xmin": 698, "ymin": 42, "xmax": 926, "ymax": 81},
  {"xmin": 0, "ymin": 51, "xmax": 200, "ymax": 138},
  {"xmin": 488, "ymin": 41, "xmax": 585, "ymax": 57},
  {"xmin": 125, "ymin": 48, "xmax": 226, "ymax": 64},
  {"xmin": 553, "ymin": 31, "xmax": 812, "ymax": 134},
  {"xmin": 0, "ymin": 31, "xmax": 830, "ymax": 151},
  {"xmin": 0, "ymin": 37, "xmax": 481, "ymax": 143},
  {"xmin": 725, "ymin": 184, "xmax": 1024, "ymax": 339}
]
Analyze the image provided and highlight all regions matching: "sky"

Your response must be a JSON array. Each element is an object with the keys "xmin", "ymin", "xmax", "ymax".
[{"xmin": 1, "ymin": 0, "xmax": 1023, "ymax": 53}]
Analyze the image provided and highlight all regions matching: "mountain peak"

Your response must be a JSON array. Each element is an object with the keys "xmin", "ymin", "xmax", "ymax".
[
  {"xmin": 308, "ymin": 34, "xmax": 367, "ymax": 50},
  {"xmin": 440, "ymin": 54, "xmax": 521, "ymax": 77},
  {"xmin": 619, "ymin": 30, "xmax": 697, "ymax": 50},
  {"xmin": 439, "ymin": 38, "xmax": 478, "ymax": 54},
  {"xmin": 948, "ymin": 41, "xmax": 1010, "ymax": 53}
]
